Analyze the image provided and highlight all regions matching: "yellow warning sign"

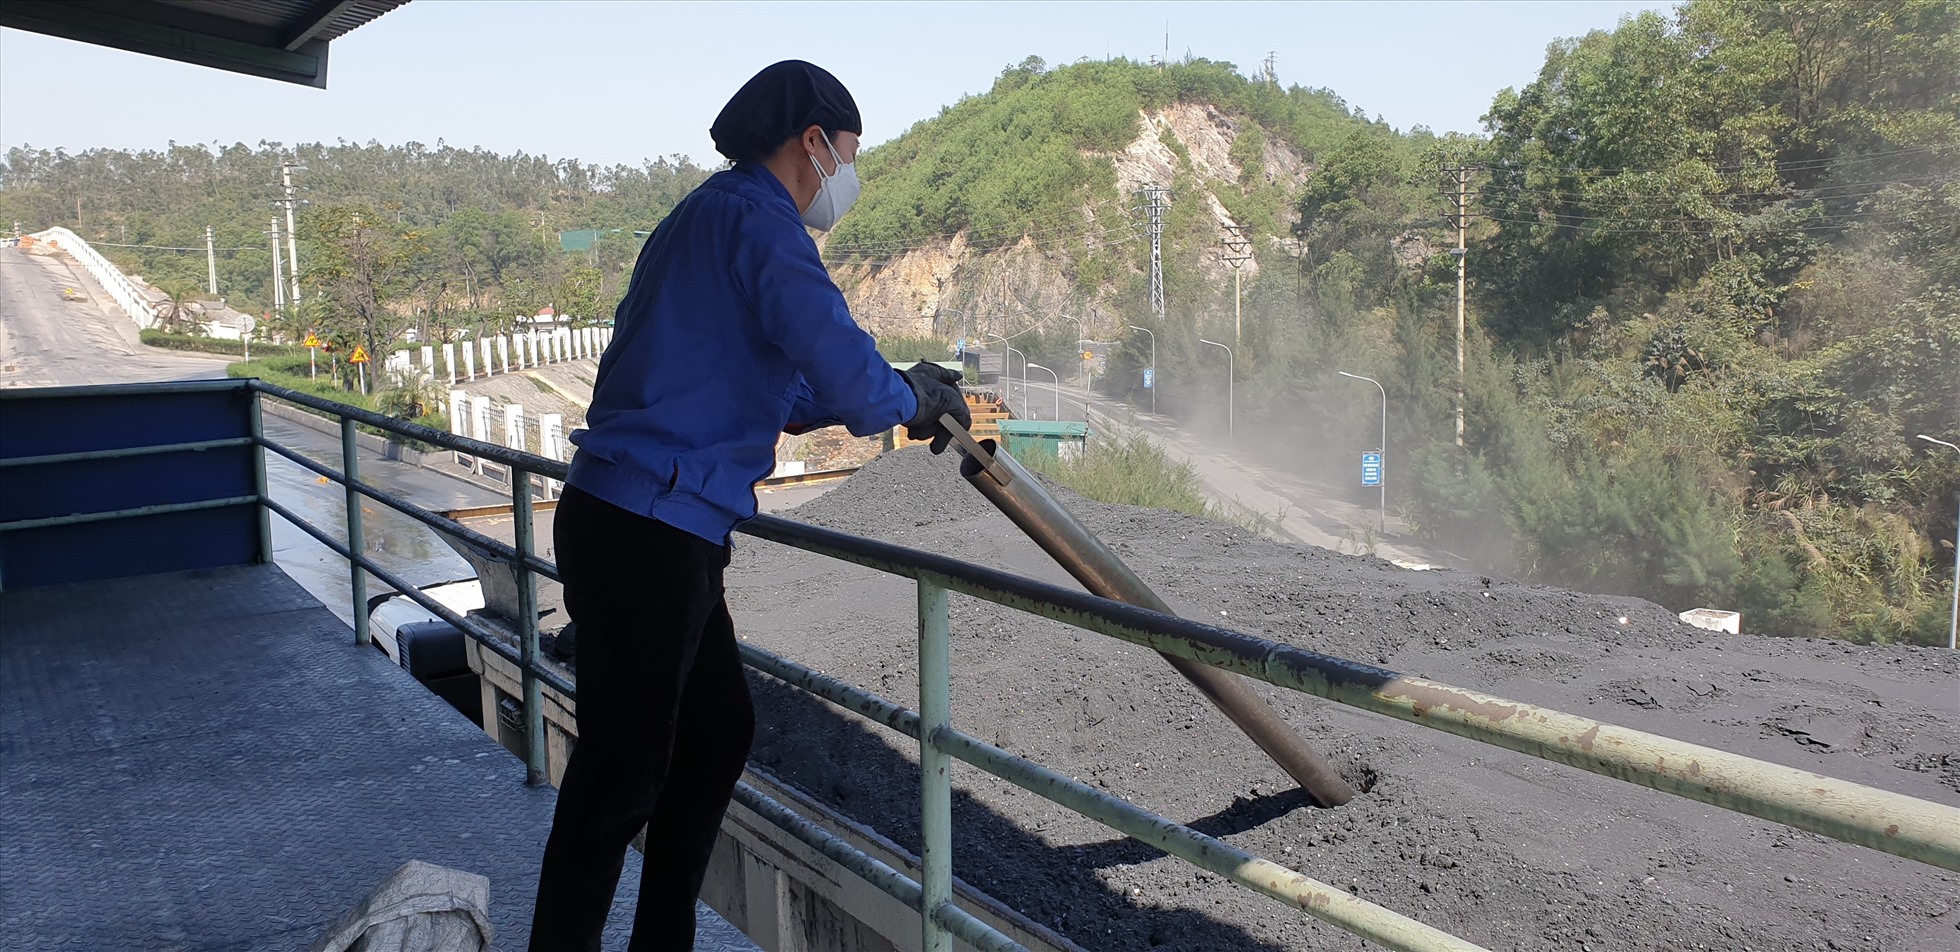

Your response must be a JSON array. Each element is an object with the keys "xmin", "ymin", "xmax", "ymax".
[
  {"xmin": 303, "ymin": 332, "xmax": 320, "ymax": 347},
  {"xmin": 1081, "ymin": 350, "xmax": 1094, "ymax": 360},
  {"xmin": 349, "ymin": 345, "xmax": 370, "ymax": 364}
]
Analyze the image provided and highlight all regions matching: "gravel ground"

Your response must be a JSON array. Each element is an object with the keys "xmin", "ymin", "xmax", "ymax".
[{"xmin": 726, "ymin": 447, "xmax": 1960, "ymax": 952}]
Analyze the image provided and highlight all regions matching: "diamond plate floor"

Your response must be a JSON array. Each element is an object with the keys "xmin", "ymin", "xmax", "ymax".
[{"xmin": 0, "ymin": 563, "xmax": 756, "ymax": 951}]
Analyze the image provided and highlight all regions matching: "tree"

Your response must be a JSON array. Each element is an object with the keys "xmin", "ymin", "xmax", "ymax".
[{"xmin": 303, "ymin": 203, "xmax": 427, "ymax": 366}]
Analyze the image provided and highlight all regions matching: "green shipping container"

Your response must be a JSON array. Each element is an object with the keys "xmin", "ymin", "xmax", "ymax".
[{"xmin": 999, "ymin": 420, "xmax": 1090, "ymax": 462}]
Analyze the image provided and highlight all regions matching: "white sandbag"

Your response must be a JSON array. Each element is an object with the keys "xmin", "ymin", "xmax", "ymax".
[{"xmin": 308, "ymin": 860, "xmax": 493, "ymax": 952}]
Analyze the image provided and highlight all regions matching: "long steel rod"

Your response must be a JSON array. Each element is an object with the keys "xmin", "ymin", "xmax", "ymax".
[
  {"xmin": 341, "ymin": 417, "xmax": 369, "ymax": 647},
  {"xmin": 740, "ymin": 639, "xmax": 1481, "ymax": 951},
  {"xmin": 0, "ymin": 436, "xmax": 255, "ymax": 468},
  {"xmin": 917, "ymin": 579, "xmax": 954, "ymax": 952},
  {"xmin": 0, "ymin": 495, "xmax": 259, "ymax": 533},
  {"xmin": 729, "ymin": 782, "xmax": 1027, "ymax": 952},
  {"xmin": 260, "ymin": 497, "xmax": 578, "ymax": 697},
  {"xmin": 954, "ymin": 431, "xmax": 1355, "ymax": 807}
]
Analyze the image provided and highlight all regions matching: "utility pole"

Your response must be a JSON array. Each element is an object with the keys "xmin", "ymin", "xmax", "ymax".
[
  {"xmin": 1262, "ymin": 51, "xmax": 1277, "ymax": 86},
  {"xmin": 1220, "ymin": 223, "xmax": 1252, "ymax": 347},
  {"xmin": 276, "ymin": 162, "xmax": 306, "ymax": 307},
  {"xmin": 205, "ymin": 225, "xmax": 219, "ymax": 295},
  {"xmin": 268, "ymin": 218, "xmax": 286, "ymax": 321},
  {"xmin": 1442, "ymin": 165, "xmax": 1478, "ymax": 448},
  {"xmin": 1138, "ymin": 184, "xmax": 1170, "ymax": 324}
]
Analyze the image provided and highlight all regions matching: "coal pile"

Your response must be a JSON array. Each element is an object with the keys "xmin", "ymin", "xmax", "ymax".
[{"xmin": 727, "ymin": 448, "xmax": 1960, "ymax": 952}]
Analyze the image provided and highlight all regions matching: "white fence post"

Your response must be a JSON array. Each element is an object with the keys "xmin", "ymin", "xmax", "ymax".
[
  {"xmin": 421, "ymin": 345, "xmax": 435, "ymax": 377},
  {"xmin": 539, "ymin": 412, "xmax": 564, "ymax": 500},
  {"xmin": 469, "ymin": 397, "xmax": 492, "ymax": 476},
  {"xmin": 462, "ymin": 342, "xmax": 476, "ymax": 381},
  {"xmin": 497, "ymin": 336, "xmax": 510, "ymax": 375},
  {"xmin": 449, "ymin": 390, "xmax": 469, "ymax": 467},
  {"xmin": 443, "ymin": 343, "xmax": 457, "ymax": 385}
]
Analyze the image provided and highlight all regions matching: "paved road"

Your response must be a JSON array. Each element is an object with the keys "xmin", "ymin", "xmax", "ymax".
[
  {"xmin": 0, "ymin": 243, "xmax": 506, "ymax": 617},
  {"xmin": 1013, "ymin": 377, "xmax": 1454, "ymax": 567},
  {"xmin": 0, "ymin": 246, "xmax": 230, "ymax": 386}
]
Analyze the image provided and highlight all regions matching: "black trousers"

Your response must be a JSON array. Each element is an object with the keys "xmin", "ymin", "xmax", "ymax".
[{"xmin": 529, "ymin": 485, "xmax": 755, "ymax": 952}]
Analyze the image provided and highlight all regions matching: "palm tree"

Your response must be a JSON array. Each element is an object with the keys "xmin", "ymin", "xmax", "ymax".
[{"xmin": 153, "ymin": 282, "xmax": 204, "ymax": 336}]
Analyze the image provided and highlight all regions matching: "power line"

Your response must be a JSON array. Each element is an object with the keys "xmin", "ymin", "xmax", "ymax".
[{"xmin": 88, "ymin": 240, "xmax": 259, "ymax": 252}]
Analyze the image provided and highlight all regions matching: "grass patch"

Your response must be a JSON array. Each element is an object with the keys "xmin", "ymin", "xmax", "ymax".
[
  {"xmin": 228, "ymin": 355, "xmax": 447, "ymax": 444},
  {"xmin": 1019, "ymin": 434, "xmax": 1217, "ymax": 520},
  {"xmin": 875, "ymin": 334, "xmax": 957, "ymax": 365},
  {"xmin": 142, "ymin": 329, "xmax": 305, "ymax": 358}
]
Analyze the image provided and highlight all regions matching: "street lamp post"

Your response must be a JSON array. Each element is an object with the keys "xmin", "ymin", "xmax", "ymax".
[
  {"xmin": 1339, "ymin": 371, "xmax": 1388, "ymax": 534},
  {"xmin": 985, "ymin": 333, "xmax": 1027, "ymax": 413},
  {"xmin": 1128, "ymin": 324, "xmax": 1156, "ymax": 415},
  {"xmin": 1918, "ymin": 434, "xmax": 1960, "ymax": 650},
  {"xmin": 1198, "ymin": 338, "xmax": 1233, "ymax": 439},
  {"xmin": 1027, "ymin": 363, "xmax": 1061, "ymax": 420}
]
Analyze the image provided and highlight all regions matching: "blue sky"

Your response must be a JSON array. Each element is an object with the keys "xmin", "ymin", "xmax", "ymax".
[{"xmin": 0, "ymin": 1, "xmax": 1666, "ymax": 167}]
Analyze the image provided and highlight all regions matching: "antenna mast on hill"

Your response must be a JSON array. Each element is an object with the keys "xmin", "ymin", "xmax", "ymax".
[
  {"xmin": 1138, "ymin": 185, "xmax": 1171, "ymax": 322},
  {"xmin": 1263, "ymin": 52, "xmax": 1278, "ymax": 85}
]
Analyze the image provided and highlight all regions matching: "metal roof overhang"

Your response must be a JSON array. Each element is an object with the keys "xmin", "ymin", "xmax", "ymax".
[{"xmin": 0, "ymin": 0, "xmax": 410, "ymax": 88}]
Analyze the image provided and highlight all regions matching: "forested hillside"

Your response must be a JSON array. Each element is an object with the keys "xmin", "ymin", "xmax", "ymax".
[{"xmin": 2, "ymin": 0, "xmax": 1954, "ymax": 642}]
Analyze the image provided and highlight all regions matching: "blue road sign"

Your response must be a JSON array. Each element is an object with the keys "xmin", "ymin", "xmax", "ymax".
[
  {"xmin": 1142, "ymin": 368, "xmax": 1155, "ymax": 389},
  {"xmin": 1361, "ymin": 452, "xmax": 1383, "ymax": 487}
]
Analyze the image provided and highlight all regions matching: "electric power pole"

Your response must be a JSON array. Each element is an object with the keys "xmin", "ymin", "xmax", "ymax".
[
  {"xmin": 1262, "ymin": 51, "xmax": 1277, "ymax": 86},
  {"xmin": 268, "ymin": 218, "xmax": 286, "ymax": 320},
  {"xmin": 205, "ymin": 225, "xmax": 219, "ymax": 295},
  {"xmin": 276, "ymin": 162, "xmax": 306, "ymax": 307},
  {"xmin": 1442, "ymin": 166, "xmax": 1478, "ymax": 448},
  {"xmin": 1138, "ymin": 184, "xmax": 1170, "ymax": 323},
  {"xmin": 1220, "ymin": 223, "xmax": 1252, "ymax": 346}
]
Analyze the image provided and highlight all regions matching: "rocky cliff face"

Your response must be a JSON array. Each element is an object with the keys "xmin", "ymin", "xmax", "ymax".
[{"xmin": 829, "ymin": 102, "xmax": 1311, "ymax": 342}]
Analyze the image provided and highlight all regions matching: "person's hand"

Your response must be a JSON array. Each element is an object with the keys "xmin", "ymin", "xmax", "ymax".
[{"xmin": 898, "ymin": 361, "xmax": 971, "ymax": 454}]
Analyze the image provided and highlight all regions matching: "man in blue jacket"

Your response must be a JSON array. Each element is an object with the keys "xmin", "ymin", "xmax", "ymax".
[{"xmin": 529, "ymin": 61, "xmax": 969, "ymax": 951}]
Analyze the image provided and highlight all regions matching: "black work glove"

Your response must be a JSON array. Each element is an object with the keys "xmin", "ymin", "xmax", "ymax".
[{"xmin": 898, "ymin": 361, "xmax": 971, "ymax": 454}]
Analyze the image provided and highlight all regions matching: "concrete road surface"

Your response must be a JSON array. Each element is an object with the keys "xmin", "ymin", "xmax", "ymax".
[
  {"xmin": 0, "ymin": 243, "xmax": 508, "ymax": 619},
  {"xmin": 0, "ymin": 246, "xmax": 231, "ymax": 387},
  {"xmin": 1016, "ymin": 377, "xmax": 1454, "ymax": 568}
]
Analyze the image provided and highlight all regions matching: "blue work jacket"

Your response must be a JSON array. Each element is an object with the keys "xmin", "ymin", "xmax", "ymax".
[{"xmin": 567, "ymin": 162, "xmax": 916, "ymax": 543}]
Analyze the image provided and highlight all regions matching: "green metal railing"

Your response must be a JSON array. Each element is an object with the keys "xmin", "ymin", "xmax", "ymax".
[{"xmin": 7, "ymin": 377, "xmax": 1957, "ymax": 952}]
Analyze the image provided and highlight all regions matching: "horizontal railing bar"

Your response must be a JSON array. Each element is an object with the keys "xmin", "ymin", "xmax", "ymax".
[
  {"xmin": 729, "ymin": 781, "xmax": 1026, "ymax": 952},
  {"xmin": 741, "ymin": 639, "xmax": 1479, "ymax": 951},
  {"xmin": 739, "ymin": 643, "xmax": 922, "ymax": 737},
  {"xmin": 261, "ymin": 496, "xmax": 577, "ymax": 698},
  {"xmin": 251, "ymin": 380, "xmax": 567, "ymax": 478},
  {"xmin": 0, "ymin": 436, "xmax": 256, "ymax": 469},
  {"xmin": 0, "ymin": 378, "xmax": 252, "ymax": 400},
  {"xmin": 741, "ymin": 516, "xmax": 1960, "ymax": 872},
  {"xmin": 933, "ymin": 726, "xmax": 1486, "ymax": 952},
  {"xmin": 227, "ymin": 386, "xmax": 1959, "ymax": 872},
  {"xmin": 0, "ymin": 495, "xmax": 259, "ymax": 533},
  {"xmin": 256, "ymin": 436, "xmax": 561, "ymax": 582}
]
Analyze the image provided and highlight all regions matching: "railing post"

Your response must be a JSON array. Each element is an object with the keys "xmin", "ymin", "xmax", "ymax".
[
  {"xmin": 917, "ymin": 577, "xmax": 952, "ymax": 952},
  {"xmin": 247, "ymin": 391, "xmax": 271, "ymax": 564},
  {"xmin": 341, "ymin": 417, "xmax": 369, "ymax": 647},
  {"xmin": 512, "ymin": 471, "xmax": 548, "ymax": 786}
]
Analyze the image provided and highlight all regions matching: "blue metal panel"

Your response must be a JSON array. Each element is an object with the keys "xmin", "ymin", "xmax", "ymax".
[{"xmin": 0, "ymin": 383, "xmax": 261, "ymax": 588}]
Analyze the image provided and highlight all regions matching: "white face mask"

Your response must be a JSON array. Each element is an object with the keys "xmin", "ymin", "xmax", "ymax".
[{"xmin": 801, "ymin": 133, "xmax": 860, "ymax": 232}]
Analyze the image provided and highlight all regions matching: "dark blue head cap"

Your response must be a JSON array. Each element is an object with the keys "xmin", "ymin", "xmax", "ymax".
[{"xmin": 711, "ymin": 60, "xmax": 862, "ymax": 164}]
